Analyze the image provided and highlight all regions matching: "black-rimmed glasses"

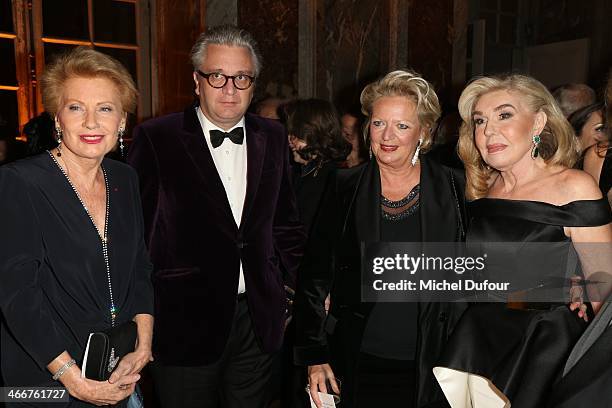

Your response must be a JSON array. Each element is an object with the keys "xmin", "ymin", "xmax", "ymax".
[{"xmin": 196, "ymin": 70, "xmax": 255, "ymax": 90}]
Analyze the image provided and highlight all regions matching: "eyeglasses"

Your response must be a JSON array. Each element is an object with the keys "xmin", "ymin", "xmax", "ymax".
[{"xmin": 196, "ymin": 70, "xmax": 255, "ymax": 90}]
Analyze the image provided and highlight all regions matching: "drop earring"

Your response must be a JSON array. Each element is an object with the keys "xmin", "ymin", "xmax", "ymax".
[
  {"xmin": 118, "ymin": 128, "xmax": 125, "ymax": 157},
  {"xmin": 55, "ymin": 126, "xmax": 63, "ymax": 157},
  {"xmin": 411, "ymin": 138, "xmax": 423, "ymax": 166},
  {"xmin": 531, "ymin": 134, "xmax": 541, "ymax": 159}
]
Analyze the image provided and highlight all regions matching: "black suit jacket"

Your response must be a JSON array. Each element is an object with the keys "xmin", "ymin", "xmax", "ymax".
[
  {"xmin": 293, "ymin": 156, "xmax": 467, "ymax": 407},
  {"xmin": 546, "ymin": 301, "xmax": 612, "ymax": 408},
  {"xmin": 292, "ymin": 161, "xmax": 337, "ymax": 234},
  {"xmin": 128, "ymin": 106, "xmax": 305, "ymax": 365}
]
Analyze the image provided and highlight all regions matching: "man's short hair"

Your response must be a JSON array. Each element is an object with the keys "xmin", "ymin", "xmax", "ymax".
[
  {"xmin": 552, "ymin": 83, "xmax": 596, "ymax": 117},
  {"xmin": 190, "ymin": 25, "xmax": 262, "ymax": 76}
]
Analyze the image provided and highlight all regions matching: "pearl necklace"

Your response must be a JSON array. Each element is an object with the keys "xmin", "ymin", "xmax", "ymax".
[{"xmin": 47, "ymin": 151, "xmax": 117, "ymax": 327}]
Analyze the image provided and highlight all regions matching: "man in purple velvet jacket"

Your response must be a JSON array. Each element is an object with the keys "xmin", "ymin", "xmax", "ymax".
[{"xmin": 128, "ymin": 25, "xmax": 305, "ymax": 407}]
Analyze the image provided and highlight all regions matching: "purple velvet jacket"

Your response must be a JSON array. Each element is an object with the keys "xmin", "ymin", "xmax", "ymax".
[{"xmin": 128, "ymin": 106, "xmax": 305, "ymax": 365}]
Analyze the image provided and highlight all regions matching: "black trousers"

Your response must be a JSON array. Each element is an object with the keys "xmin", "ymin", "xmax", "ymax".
[
  {"xmin": 150, "ymin": 297, "xmax": 278, "ymax": 408},
  {"xmin": 355, "ymin": 353, "xmax": 416, "ymax": 408}
]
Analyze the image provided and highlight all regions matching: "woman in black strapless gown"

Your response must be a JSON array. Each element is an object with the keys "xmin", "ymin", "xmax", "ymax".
[{"xmin": 433, "ymin": 74, "xmax": 612, "ymax": 408}]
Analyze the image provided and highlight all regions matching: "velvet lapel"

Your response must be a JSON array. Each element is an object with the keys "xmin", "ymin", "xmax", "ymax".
[
  {"xmin": 177, "ymin": 105, "xmax": 235, "ymax": 225},
  {"xmin": 353, "ymin": 160, "xmax": 381, "ymax": 243},
  {"xmin": 240, "ymin": 114, "xmax": 266, "ymax": 230},
  {"xmin": 419, "ymin": 155, "xmax": 456, "ymax": 242}
]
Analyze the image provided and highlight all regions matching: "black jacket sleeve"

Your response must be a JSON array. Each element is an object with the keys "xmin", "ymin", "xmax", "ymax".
[
  {"xmin": 272, "ymin": 126, "xmax": 306, "ymax": 291},
  {"xmin": 0, "ymin": 167, "xmax": 69, "ymax": 368},
  {"xmin": 293, "ymin": 170, "xmax": 340, "ymax": 366},
  {"xmin": 128, "ymin": 168, "xmax": 154, "ymax": 316}
]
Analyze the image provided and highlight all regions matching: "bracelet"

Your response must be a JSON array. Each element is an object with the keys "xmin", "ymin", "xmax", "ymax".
[{"xmin": 52, "ymin": 359, "xmax": 76, "ymax": 381}]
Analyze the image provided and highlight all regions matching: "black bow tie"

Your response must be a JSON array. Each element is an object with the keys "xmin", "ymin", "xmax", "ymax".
[{"xmin": 210, "ymin": 127, "xmax": 244, "ymax": 148}]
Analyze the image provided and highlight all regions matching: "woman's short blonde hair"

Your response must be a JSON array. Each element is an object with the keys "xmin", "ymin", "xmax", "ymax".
[
  {"xmin": 40, "ymin": 46, "xmax": 138, "ymax": 117},
  {"xmin": 360, "ymin": 69, "xmax": 441, "ymax": 153},
  {"xmin": 457, "ymin": 74, "xmax": 579, "ymax": 199}
]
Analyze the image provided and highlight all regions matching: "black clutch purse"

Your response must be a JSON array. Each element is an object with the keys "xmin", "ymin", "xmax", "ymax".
[{"xmin": 82, "ymin": 321, "xmax": 137, "ymax": 381}]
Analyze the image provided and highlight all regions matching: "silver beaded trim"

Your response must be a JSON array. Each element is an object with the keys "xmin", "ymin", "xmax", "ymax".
[
  {"xmin": 381, "ymin": 184, "xmax": 420, "ymax": 221},
  {"xmin": 48, "ymin": 151, "xmax": 116, "ymax": 327}
]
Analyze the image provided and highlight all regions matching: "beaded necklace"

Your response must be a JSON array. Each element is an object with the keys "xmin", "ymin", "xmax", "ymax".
[{"xmin": 47, "ymin": 151, "xmax": 117, "ymax": 327}]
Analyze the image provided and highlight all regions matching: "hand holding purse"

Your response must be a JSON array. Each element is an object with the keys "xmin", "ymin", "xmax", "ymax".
[{"xmin": 81, "ymin": 321, "xmax": 137, "ymax": 381}]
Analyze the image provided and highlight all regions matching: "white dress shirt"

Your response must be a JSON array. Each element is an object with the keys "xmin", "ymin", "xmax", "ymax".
[{"xmin": 196, "ymin": 107, "xmax": 248, "ymax": 294}]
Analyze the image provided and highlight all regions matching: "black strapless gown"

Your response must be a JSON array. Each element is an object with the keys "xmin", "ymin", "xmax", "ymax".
[{"xmin": 434, "ymin": 198, "xmax": 611, "ymax": 408}]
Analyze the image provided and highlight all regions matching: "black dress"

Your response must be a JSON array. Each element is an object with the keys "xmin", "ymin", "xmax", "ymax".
[
  {"xmin": 599, "ymin": 153, "xmax": 611, "ymax": 207},
  {"xmin": 356, "ymin": 205, "xmax": 421, "ymax": 407},
  {"xmin": 434, "ymin": 198, "xmax": 611, "ymax": 408},
  {"xmin": 0, "ymin": 153, "xmax": 154, "ymax": 406}
]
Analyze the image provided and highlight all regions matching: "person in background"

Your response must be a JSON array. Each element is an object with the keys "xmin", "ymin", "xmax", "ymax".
[
  {"xmin": 254, "ymin": 95, "xmax": 284, "ymax": 120},
  {"xmin": 0, "ymin": 46, "xmax": 154, "ymax": 407},
  {"xmin": 340, "ymin": 108, "xmax": 368, "ymax": 168},
  {"xmin": 285, "ymin": 98, "xmax": 351, "ymax": 230},
  {"xmin": 0, "ymin": 130, "xmax": 26, "ymax": 165},
  {"xmin": 552, "ymin": 83, "xmax": 596, "ymax": 118},
  {"xmin": 128, "ymin": 25, "xmax": 305, "ymax": 408},
  {"xmin": 568, "ymin": 102, "xmax": 606, "ymax": 153},
  {"xmin": 0, "ymin": 135, "xmax": 9, "ymax": 165},
  {"xmin": 294, "ymin": 70, "xmax": 467, "ymax": 408},
  {"xmin": 582, "ymin": 76, "xmax": 611, "ymax": 209},
  {"xmin": 276, "ymin": 98, "xmax": 350, "ymax": 407},
  {"xmin": 429, "ymin": 110, "xmax": 463, "ymax": 169},
  {"xmin": 23, "ymin": 112, "xmax": 57, "ymax": 156}
]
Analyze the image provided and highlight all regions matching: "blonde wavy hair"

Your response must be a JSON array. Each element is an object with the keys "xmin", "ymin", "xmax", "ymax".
[
  {"xmin": 457, "ymin": 74, "xmax": 579, "ymax": 199},
  {"xmin": 360, "ymin": 69, "xmax": 441, "ymax": 153},
  {"xmin": 40, "ymin": 46, "xmax": 138, "ymax": 117}
]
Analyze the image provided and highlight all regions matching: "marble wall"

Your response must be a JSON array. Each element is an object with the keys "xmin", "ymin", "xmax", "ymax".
[
  {"xmin": 314, "ymin": 0, "xmax": 388, "ymax": 109},
  {"xmin": 238, "ymin": 0, "xmax": 299, "ymax": 101},
  {"xmin": 523, "ymin": 0, "xmax": 612, "ymax": 91},
  {"xmin": 208, "ymin": 0, "xmax": 238, "ymax": 26},
  {"xmin": 154, "ymin": 0, "xmax": 206, "ymax": 116},
  {"xmin": 406, "ymin": 0, "xmax": 457, "ymax": 107},
  {"xmin": 235, "ymin": 0, "xmax": 461, "ymax": 109}
]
